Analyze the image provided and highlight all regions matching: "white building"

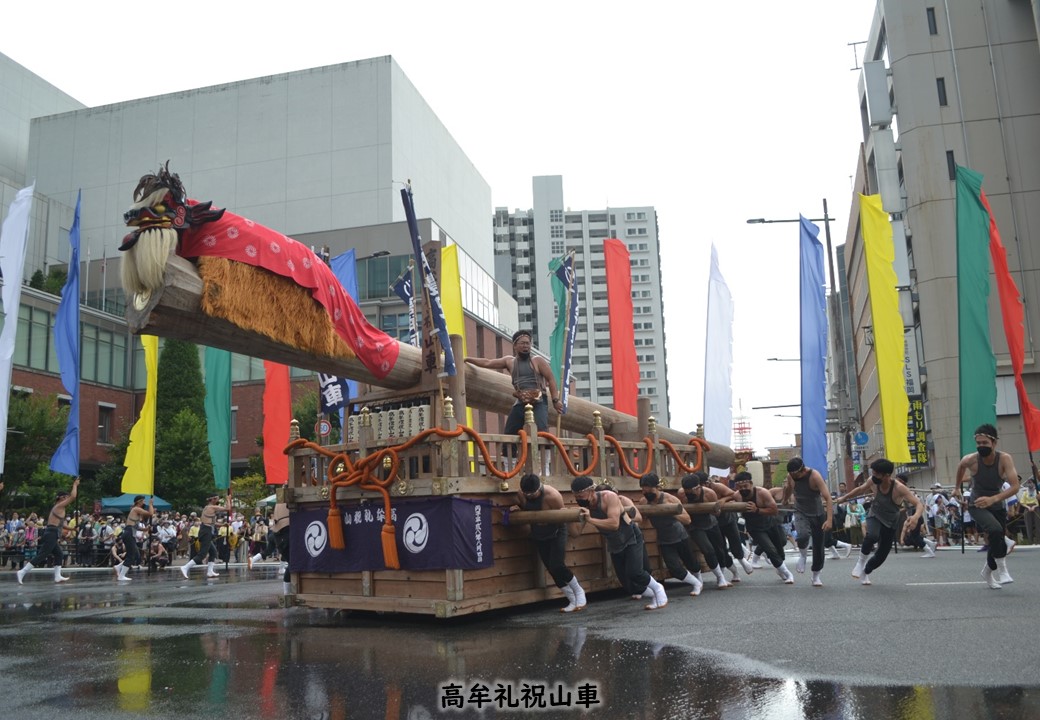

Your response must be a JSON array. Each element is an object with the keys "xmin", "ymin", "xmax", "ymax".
[
  {"xmin": 493, "ymin": 176, "xmax": 670, "ymax": 426},
  {"xmin": 26, "ymin": 56, "xmax": 493, "ymax": 293}
]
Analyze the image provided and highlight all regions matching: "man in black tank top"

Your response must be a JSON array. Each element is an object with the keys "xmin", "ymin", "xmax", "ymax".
[
  {"xmin": 836, "ymin": 459, "xmax": 924, "ymax": 585},
  {"xmin": 733, "ymin": 472, "xmax": 795, "ymax": 584},
  {"xmin": 516, "ymin": 474, "xmax": 587, "ymax": 612},
  {"xmin": 638, "ymin": 473, "xmax": 703, "ymax": 596},
  {"xmin": 955, "ymin": 423, "xmax": 1021, "ymax": 589},
  {"xmin": 781, "ymin": 457, "xmax": 834, "ymax": 587},
  {"xmin": 571, "ymin": 476, "xmax": 669, "ymax": 610},
  {"xmin": 464, "ymin": 330, "xmax": 563, "ymax": 468}
]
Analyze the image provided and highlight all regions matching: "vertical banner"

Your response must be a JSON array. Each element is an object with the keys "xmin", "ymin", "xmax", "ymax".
[
  {"xmin": 703, "ymin": 244, "xmax": 734, "ymax": 463},
  {"xmin": 981, "ymin": 189, "xmax": 1040, "ymax": 452},
  {"xmin": 329, "ymin": 249, "xmax": 360, "ymax": 403},
  {"xmin": 860, "ymin": 194, "xmax": 910, "ymax": 462},
  {"xmin": 549, "ymin": 253, "xmax": 579, "ymax": 413},
  {"xmin": 400, "ymin": 187, "xmax": 456, "ymax": 376},
  {"xmin": 391, "ymin": 266, "xmax": 420, "ymax": 347},
  {"xmin": 955, "ymin": 166, "xmax": 997, "ymax": 455},
  {"xmin": 50, "ymin": 191, "xmax": 82, "ymax": 476},
  {"xmin": 204, "ymin": 347, "xmax": 232, "ymax": 490},
  {"xmin": 263, "ymin": 361, "xmax": 291, "ymax": 485},
  {"xmin": 603, "ymin": 238, "xmax": 639, "ymax": 416},
  {"xmin": 0, "ymin": 182, "xmax": 35, "ymax": 473},
  {"xmin": 799, "ymin": 216, "xmax": 828, "ymax": 477},
  {"xmin": 123, "ymin": 335, "xmax": 158, "ymax": 494}
]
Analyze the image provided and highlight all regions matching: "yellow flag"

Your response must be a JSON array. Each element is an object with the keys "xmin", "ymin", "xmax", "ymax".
[
  {"xmin": 860, "ymin": 194, "xmax": 910, "ymax": 462},
  {"xmin": 441, "ymin": 246, "xmax": 475, "ymax": 431},
  {"xmin": 122, "ymin": 335, "xmax": 158, "ymax": 494}
]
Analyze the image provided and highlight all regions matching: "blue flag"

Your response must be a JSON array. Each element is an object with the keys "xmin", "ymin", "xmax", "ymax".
[
  {"xmin": 799, "ymin": 215, "xmax": 828, "ymax": 478},
  {"xmin": 328, "ymin": 249, "xmax": 360, "ymax": 406},
  {"xmin": 400, "ymin": 187, "xmax": 456, "ymax": 376},
  {"xmin": 391, "ymin": 267, "xmax": 420, "ymax": 347},
  {"xmin": 50, "ymin": 192, "xmax": 82, "ymax": 476}
]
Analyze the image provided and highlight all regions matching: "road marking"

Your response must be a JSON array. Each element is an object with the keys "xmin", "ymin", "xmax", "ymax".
[{"xmin": 905, "ymin": 581, "xmax": 986, "ymax": 586}]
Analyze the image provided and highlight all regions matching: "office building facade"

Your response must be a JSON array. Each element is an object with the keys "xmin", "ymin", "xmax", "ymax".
[
  {"xmin": 845, "ymin": 1, "xmax": 1040, "ymax": 485},
  {"xmin": 493, "ymin": 176, "xmax": 670, "ymax": 426}
]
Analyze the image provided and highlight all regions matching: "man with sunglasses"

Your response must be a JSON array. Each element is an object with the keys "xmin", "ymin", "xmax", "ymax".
[
  {"xmin": 781, "ymin": 457, "xmax": 834, "ymax": 586},
  {"xmin": 515, "ymin": 474, "xmax": 586, "ymax": 612},
  {"xmin": 836, "ymin": 459, "xmax": 924, "ymax": 585}
]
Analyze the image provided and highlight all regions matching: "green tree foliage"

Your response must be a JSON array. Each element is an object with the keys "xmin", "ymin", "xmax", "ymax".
[
  {"xmin": 1, "ymin": 393, "xmax": 68, "ymax": 515},
  {"xmin": 42, "ymin": 267, "xmax": 67, "ymax": 295},
  {"xmin": 231, "ymin": 472, "xmax": 269, "ymax": 511},
  {"xmin": 293, "ymin": 390, "xmax": 319, "ymax": 443},
  {"xmin": 155, "ymin": 408, "xmax": 214, "ymax": 512},
  {"xmin": 156, "ymin": 339, "xmax": 205, "ymax": 423},
  {"xmin": 29, "ymin": 269, "xmax": 45, "ymax": 290},
  {"xmin": 91, "ymin": 431, "xmax": 133, "ymax": 499}
]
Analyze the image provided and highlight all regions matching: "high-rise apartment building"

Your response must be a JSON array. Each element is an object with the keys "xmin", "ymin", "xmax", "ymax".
[
  {"xmin": 493, "ymin": 176, "xmax": 670, "ymax": 426},
  {"xmin": 844, "ymin": 1, "xmax": 1040, "ymax": 485}
]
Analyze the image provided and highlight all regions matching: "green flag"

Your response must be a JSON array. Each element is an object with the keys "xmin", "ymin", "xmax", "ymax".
[
  {"xmin": 955, "ymin": 165, "xmax": 997, "ymax": 455},
  {"xmin": 204, "ymin": 347, "xmax": 232, "ymax": 490},
  {"xmin": 548, "ymin": 255, "xmax": 568, "ymax": 388}
]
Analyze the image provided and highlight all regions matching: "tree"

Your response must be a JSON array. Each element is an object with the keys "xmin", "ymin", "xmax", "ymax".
[
  {"xmin": 29, "ymin": 269, "xmax": 45, "ymax": 290},
  {"xmin": 42, "ymin": 267, "xmax": 67, "ymax": 295},
  {"xmin": 293, "ymin": 390, "xmax": 319, "ymax": 443},
  {"xmin": 1, "ymin": 393, "xmax": 69, "ymax": 515},
  {"xmin": 154, "ymin": 408, "xmax": 214, "ymax": 511},
  {"xmin": 232, "ymin": 472, "xmax": 269, "ymax": 511},
  {"xmin": 91, "ymin": 431, "xmax": 133, "ymax": 499},
  {"xmin": 156, "ymin": 339, "xmax": 205, "ymax": 423}
]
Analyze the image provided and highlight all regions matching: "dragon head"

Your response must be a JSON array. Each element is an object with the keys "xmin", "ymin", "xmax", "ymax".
[{"xmin": 120, "ymin": 162, "xmax": 224, "ymax": 307}]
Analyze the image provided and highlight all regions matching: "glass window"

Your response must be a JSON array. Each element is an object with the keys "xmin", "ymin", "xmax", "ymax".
[
  {"xmin": 926, "ymin": 7, "xmax": 938, "ymax": 35},
  {"xmin": 936, "ymin": 77, "xmax": 947, "ymax": 106},
  {"xmin": 29, "ymin": 308, "xmax": 50, "ymax": 371},
  {"xmin": 98, "ymin": 405, "xmax": 114, "ymax": 444},
  {"xmin": 14, "ymin": 305, "xmax": 30, "ymax": 367},
  {"xmin": 82, "ymin": 325, "xmax": 98, "ymax": 382}
]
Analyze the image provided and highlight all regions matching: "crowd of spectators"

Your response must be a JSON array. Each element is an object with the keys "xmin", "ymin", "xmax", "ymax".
[{"xmin": 1, "ymin": 507, "xmax": 282, "ymax": 571}]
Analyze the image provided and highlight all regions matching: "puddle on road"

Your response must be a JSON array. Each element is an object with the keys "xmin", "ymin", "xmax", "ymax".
[{"xmin": 1, "ymin": 610, "xmax": 1035, "ymax": 719}]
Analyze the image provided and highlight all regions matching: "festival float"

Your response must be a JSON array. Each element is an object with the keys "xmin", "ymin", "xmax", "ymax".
[{"xmin": 120, "ymin": 165, "xmax": 737, "ymax": 617}]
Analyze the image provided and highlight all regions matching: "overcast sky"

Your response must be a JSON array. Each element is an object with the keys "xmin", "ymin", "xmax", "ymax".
[{"xmin": 2, "ymin": 0, "xmax": 878, "ymax": 453}]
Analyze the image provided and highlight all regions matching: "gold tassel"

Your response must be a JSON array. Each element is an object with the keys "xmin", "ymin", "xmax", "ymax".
[
  {"xmin": 381, "ymin": 523, "xmax": 400, "ymax": 569},
  {"xmin": 327, "ymin": 506, "xmax": 345, "ymax": 550}
]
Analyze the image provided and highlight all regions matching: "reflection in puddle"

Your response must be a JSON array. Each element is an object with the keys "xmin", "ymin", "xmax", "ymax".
[{"xmin": 0, "ymin": 613, "xmax": 1036, "ymax": 719}]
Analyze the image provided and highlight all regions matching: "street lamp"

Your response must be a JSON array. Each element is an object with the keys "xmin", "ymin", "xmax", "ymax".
[{"xmin": 748, "ymin": 199, "xmax": 854, "ymax": 484}]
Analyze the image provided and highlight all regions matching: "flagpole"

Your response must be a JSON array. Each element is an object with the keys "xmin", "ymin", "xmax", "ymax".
[
  {"xmin": 556, "ymin": 251, "xmax": 575, "ymax": 436},
  {"xmin": 101, "ymin": 246, "xmax": 107, "ymax": 313}
]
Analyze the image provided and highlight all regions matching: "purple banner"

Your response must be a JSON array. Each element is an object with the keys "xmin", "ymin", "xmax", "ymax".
[{"xmin": 290, "ymin": 497, "xmax": 493, "ymax": 572}]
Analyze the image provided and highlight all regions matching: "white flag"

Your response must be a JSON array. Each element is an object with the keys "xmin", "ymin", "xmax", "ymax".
[
  {"xmin": 703, "ymin": 243, "xmax": 734, "ymax": 473},
  {"xmin": 0, "ymin": 183, "xmax": 36, "ymax": 474}
]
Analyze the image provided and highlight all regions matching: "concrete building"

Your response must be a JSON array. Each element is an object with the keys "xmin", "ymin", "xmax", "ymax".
[
  {"xmin": 1, "ymin": 52, "xmax": 515, "ymax": 478},
  {"xmin": 493, "ymin": 175, "xmax": 671, "ymax": 426},
  {"xmin": 845, "ymin": 1, "xmax": 1040, "ymax": 486}
]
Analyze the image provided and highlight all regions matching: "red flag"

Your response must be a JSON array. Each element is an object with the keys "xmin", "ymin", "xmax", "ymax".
[
  {"xmin": 981, "ymin": 190, "xmax": 1040, "ymax": 451},
  {"xmin": 604, "ymin": 238, "xmax": 639, "ymax": 415},
  {"xmin": 262, "ymin": 361, "xmax": 291, "ymax": 485}
]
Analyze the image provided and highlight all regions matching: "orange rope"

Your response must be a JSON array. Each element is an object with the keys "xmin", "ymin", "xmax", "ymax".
[
  {"xmin": 660, "ymin": 437, "xmax": 711, "ymax": 474},
  {"xmin": 603, "ymin": 436, "xmax": 655, "ymax": 478},
  {"xmin": 536, "ymin": 432, "xmax": 600, "ymax": 477}
]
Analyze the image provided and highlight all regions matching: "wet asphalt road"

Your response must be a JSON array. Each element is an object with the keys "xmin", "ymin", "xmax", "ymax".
[{"xmin": 1, "ymin": 547, "xmax": 1038, "ymax": 719}]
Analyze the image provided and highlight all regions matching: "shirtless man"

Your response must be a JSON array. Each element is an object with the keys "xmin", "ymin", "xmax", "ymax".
[
  {"xmin": 16, "ymin": 477, "xmax": 78, "ymax": 584},
  {"xmin": 180, "ymin": 492, "xmax": 233, "ymax": 580},
  {"xmin": 570, "ymin": 476, "xmax": 668, "ymax": 610},
  {"xmin": 113, "ymin": 495, "xmax": 154, "ymax": 582},
  {"xmin": 734, "ymin": 471, "xmax": 795, "ymax": 584},
  {"xmin": 836, "ymin": 458, "xmax": 925, "ymax": 585},
  {"xmin": 270, "ymin": 502, "xmax": 293, "ymax": 594},
  {"xmin": 781, "ymin": 457, "xmax": 834, "ymax": 587},
  {"xmin": 955, "ymin": 423, "xmax": 1021, "ymax": 588}
]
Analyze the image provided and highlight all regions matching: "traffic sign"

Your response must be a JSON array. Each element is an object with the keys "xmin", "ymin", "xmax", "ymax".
[
  {"xmin": 315, "ymin": 419, "xmax": 332, "ymax": 437},
  {"xmin": 854, "ymin": 431, "xmax": 869, "ymax": 447}
]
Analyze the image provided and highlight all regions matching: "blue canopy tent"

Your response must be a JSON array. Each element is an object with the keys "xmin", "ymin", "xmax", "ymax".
[{"xmin": 100, "ymin": 493, "xmax": 173, "ymax": 513}]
